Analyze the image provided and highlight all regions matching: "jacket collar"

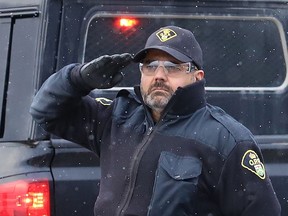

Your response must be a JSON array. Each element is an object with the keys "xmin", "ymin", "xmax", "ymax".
[{"xmin": 133, "ymin": 79, "xmax": 206, "ymax": 116}]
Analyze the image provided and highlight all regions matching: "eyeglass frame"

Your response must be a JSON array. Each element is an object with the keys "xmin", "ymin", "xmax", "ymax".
[{"xmin": 139, "ymin": 60, "xmax": 198, "ymax": 77}]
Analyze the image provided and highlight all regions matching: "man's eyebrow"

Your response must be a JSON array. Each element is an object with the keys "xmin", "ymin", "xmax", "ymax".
[
  {"xmin": 142, "ymin": 59, "xmax": 155, "ymax": 64},
  {"xmin": 142, "ymin": 59, "xmax": 180, "ymax": 64}
]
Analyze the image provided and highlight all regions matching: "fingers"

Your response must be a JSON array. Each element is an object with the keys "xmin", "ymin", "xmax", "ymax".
[
  {"xmin": 111, "ymin": 72, "xmax": 124, "ymax": 86},
  {"xmin": 109, "ymin": 53, "xmax": 133, "ymax": 72},
  {"xmin": 104, "ymin": 53, "xmax": 133, "ymax": 77},
  {"xmin": 111, "ymin": 53, "xmax": 133, "ymax": 67},
  {"xmin": 79, "ymin": 53, "xmax": 132, "ymax": 89},
  {"xmin": 90, "ymin": 55, "xmax": 112, "ymax": 69},
  {"xmin": 81, "ymin": 55, "xmax": 110, "ymax": 75}
]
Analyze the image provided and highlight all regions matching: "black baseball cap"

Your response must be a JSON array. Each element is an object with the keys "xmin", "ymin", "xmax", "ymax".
[{"xmin": 133, "ymin": 26, "xmax": 203, "ymax": 69}]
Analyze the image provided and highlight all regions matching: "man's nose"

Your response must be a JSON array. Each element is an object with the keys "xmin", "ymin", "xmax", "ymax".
[{"xmin": 154, "ymin": 65, "xmax": 168, "ymax": 80}]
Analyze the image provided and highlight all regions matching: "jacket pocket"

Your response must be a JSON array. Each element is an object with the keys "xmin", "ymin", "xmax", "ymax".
[{"xmin": 147, "ymin": 152, "xmax": 202, "ymax": 216}]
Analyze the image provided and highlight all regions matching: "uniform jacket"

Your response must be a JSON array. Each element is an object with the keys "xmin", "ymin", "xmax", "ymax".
[{"xmin": 30, "ymin": 64, "xmax": 281, "ymax": 216}]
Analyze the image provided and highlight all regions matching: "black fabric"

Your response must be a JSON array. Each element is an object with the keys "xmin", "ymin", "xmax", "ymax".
[{"xmin": 147, "ymin": 152, "xmax": 201, "ymax": 216}]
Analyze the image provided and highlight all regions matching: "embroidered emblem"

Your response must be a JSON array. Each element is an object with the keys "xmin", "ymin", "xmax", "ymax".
[
  {"xmin": 241, "ymin": 150, "xmax": 266, "ymax": 179},
  {"xmin": 95, "ymin": 97, "xmax": 112, "ymax": 106},
  {"xmin": 156, "ymin": 28, "xmax": 177, "ymax": 42}
]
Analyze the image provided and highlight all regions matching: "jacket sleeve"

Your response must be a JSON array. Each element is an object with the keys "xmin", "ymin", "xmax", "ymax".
[
  {"xmin": 215, "ymin": 140, "xmax": 281, "ymax": 216},
  {"xmin": 30, "ymin": 64, "xmax": 113, "ymax": 154}
]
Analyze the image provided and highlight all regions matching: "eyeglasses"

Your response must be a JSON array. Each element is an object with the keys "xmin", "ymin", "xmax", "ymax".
[{"xmin": 139, "ymin": 60, "xmax": 197, "ymax": 77}]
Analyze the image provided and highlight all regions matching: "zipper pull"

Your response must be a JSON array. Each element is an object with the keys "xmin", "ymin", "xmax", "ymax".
[{"xmin": 147, "ymin": 127, "xmax": 153, "ymax": 136}]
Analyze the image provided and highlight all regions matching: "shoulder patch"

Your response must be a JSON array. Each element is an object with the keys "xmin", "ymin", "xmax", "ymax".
[
  {"xmin": 241, "ymin": 150, "xmax": 266, "ymax": 179},
  {"xmin": 95, "ymin": 97, "xmax": 112, "ymax": 106}
]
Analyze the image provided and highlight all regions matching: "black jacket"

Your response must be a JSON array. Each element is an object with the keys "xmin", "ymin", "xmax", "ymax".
[{"xmin": 30, "ymin": 64, "xmax": 281, "ymax": 216}]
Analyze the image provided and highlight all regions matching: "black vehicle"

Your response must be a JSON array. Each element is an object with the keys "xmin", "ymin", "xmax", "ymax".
[{"xmin": 0, "ymin": 0, "xmax": 288, "ymax": 215}]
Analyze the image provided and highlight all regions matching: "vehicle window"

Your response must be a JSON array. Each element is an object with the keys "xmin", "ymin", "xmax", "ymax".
[
  {"xmin": 84, "ymin": 15, "xmax": 286, "ymax": 90},
  {"xmin": 0, "ymin": 18, "xmax": 11, "ymax": 138}
]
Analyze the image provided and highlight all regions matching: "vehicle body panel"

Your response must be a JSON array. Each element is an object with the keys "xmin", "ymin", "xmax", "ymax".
[{"xmin": 0, "ymin": 0, "xmax": 287, "ymax": 215}]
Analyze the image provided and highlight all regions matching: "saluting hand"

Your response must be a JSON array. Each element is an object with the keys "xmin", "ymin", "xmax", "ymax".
[{"xmin": 79, "ymin": 53, "xmax": 133, "ymax": 89}]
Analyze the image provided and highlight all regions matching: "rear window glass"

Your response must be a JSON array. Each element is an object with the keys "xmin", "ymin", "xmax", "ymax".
[{"xmin": 84, "ymin": 15, "xmax": 286, "ymax": 90}]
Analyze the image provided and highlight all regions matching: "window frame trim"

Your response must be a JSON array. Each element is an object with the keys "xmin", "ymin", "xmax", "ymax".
[{"xmin": 0, "ymin": 18, "xmax": 12, "ymax": 137}]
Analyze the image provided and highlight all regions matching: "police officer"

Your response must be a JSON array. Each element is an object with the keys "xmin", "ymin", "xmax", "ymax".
[{"xmin": 30, "ymin": 26, "xmax": 281, "ymax": 216}]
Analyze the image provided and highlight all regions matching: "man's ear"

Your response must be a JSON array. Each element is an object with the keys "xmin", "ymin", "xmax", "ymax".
[{"xmin": 195, "ymin": 70, "xmax": 204, "ymax": 81}]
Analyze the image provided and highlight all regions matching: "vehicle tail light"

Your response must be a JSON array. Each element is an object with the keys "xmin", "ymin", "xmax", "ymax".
[{"xmin": 0, "ymin": 179, "xmax": 50, "ymax": 216}]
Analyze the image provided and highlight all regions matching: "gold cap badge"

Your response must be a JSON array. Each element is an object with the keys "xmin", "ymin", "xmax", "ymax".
[{"xmin": 156, "ymin": 28, "xmax": 177, "ymax": 42}]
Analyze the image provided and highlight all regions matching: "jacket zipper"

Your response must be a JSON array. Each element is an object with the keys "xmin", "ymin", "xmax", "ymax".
[
  {"xmin": 116, "ymin": 91, "xmax": 178, "ymax": 216},
  {"xmin": 116, "ymin": 125, "xmax": 155, "ymax": 216}
]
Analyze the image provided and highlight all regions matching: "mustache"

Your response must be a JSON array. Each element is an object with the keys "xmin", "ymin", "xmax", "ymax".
[{"xmin": 148, "ymin": 82, "xmax": 173, "ymax": 94}]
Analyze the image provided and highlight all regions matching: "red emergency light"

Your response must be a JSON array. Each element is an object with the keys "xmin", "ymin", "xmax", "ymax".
[{"xmin": 115, "ymin": 17, "xmax": 139, "ymax": 29}]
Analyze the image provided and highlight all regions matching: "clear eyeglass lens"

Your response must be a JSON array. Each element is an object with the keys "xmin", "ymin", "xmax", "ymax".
[{"xmin": 139, "ymin": 61, "xmax": 192, "ymax": 76}]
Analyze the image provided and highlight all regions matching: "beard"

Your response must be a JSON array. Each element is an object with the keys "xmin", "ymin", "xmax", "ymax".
[{"xmin": 141, "ymin": 81, "xmax": 174, "ymax": 112}]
